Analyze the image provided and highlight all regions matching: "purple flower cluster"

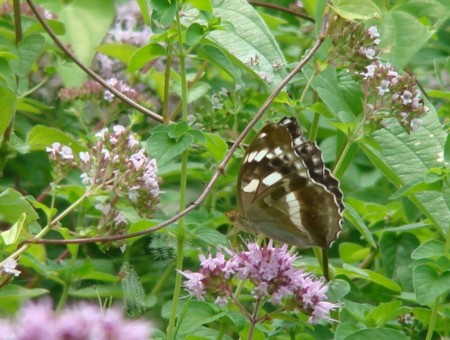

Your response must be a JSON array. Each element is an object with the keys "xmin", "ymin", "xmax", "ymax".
[
  {"xmin": 0, "ymin": 2, "xmax": 56, "ymax": 19},
  {"xmin": 327, "ymin": 16, "xmax": 381, "ymax": 73},
  {"xmin": 46, "ymin": 125, "xmax": 160, "ymax": 224},
  {"xmin": 58, "ymin": 78, "xmax": 141, "ymax": 105},
  {"xmin": 182, "ymin": 242, "xmax": 338, "ymax": 324},
  {"xmin": 103, "ymin": 78, "xmax": 138, "ymax": 102},
  {"xmin": 0, "ymin": 259, "xmax": 21, "ymax": 277},
  {"xmin": 94, "ymin": 0, "xmax": 153, "ymax": 79},
  {"xmin": 361, "ymin": 61, "xmax": 428, "ymax": 131},
  {"xmin": 106, "ymin": 0, "xmax": 152, "ymax": 46},
  {"xmin": 0, "ymin": 300, "xmax": 152, "ymax": 340}
]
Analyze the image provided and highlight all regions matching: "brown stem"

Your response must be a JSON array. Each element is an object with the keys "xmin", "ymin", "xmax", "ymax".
[{"xmin": 248, "ymin": 298, "xmax": 262, "ymax": 340}]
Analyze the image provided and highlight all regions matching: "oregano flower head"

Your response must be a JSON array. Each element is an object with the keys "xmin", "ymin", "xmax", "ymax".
[{"xmin": 182, "ymin": 241, "xmax": 339, "ymax": 324}]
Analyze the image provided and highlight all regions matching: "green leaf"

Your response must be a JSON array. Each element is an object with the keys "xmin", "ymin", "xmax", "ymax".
[
  {"xmin": 444, "ymin": 133, "xmax": 450, "ymax": 163},
  {"xmin": 360, "ymin": 142, "xmax": 403, "ymax": 187},
  {"xmin": 0, "ymin": 86, "xmax": 17, "ymax": 139},
  {"xmin": 26, "ymin": 196, "xmax": 57, "ymax": 221},
  {"xmin": 24, "ymin": 19, "xmax": 66, "ymax": 36},
  {"xmin": 411, "ymin": 240, "xmax": 446, "ymax": 260},
  {"xmin": 379, "ymin": 233, "xmax": 419, "ymax": 291},
  {"xmin": 186, "ymin": 23, "xmax": 206, "ymax": 46},
  {"xmin": 339, "ymin": 242, "xmax": 370, "ymax": 263},
  {"xmin": 332, "ymin": 0, "xmax": 381, "ymax": 20},
  {"xmin": 189, "ymin": 226, "xmax": 230, "ymax": 247},
  {"xmin": 379, "ymin": 11, "xmax": 434, "ymax": 69},
  {"xmin": 343, "ymin": 327, "xmax": 408, "ymax": 340},
  {"xmin": 151, "ymin": 0, "xmax": 177, "ymax": 32},
  {"xmin": 16, "ymin": 97, "xmax": 52, "ymax": 115},
  {"xmin": 202, "ymin": 132, "xmax": 228, "ymax": 161},
  {"xmin": 389, "ymin": 179, "xmax": 442, "ymax": 200},
  {"xmin": 0, "ymin": 58, "xmax": 16, "ymax": 92},
  {"xmin": 168, "ymin": 122, "xmax": 189, "ymax": 139},
  {"xmin": 309, "ymin": 102, "xmax": 334, "ymax": 119},
  {"xmin": 335, "ymin": 323, "xmax": 363, "ymax": 339},
  {"xmin": 372, "ymin": 113, "xmax": 449, "ymax": 235},
  {"xmin": 365, "ymin": 301, "xmax": 408, "ymax": 327},
  {"xmin": 187, "ymin": 82, "xmax": 211, "ymax": 103},
  {"xmin": 96, "ymin": 43, "xmax": 138, "ymax": 64},
  {"xmin": 306, "ymin": 64, "xmax": 356, "ymax": 119},
  {"xmin": 382, "ymin": 222, "xmax": 433, "ymax": 233},
  {"xmin": 338, "ymin": 264, "xmax": 402, "ymax": 292},
  {"xmin": 413, "ymin": 264, "xmax": 450, "ymax": 305},
  {"xmin": 342, "ymin": 299, "xmax": 374, "ymax": 322},
  {"xmin": 146, "ymin": 131, "xmax": 193, "ymax": 167},
  {"xmin": 343, "ymin": 203, "xmax": 377, "ymax": 248},
  {"xmin": 137, "ymin": 0, "xmax": 151, "ymax": 25},
  {"xmin": 0, "ymin": 189, "xmax": 39, "ymax": 225},
  {"xmin": 41, "ymin": 0, "xmax": 115, "ymax": 86},
  {"xmin": 0, "ymin": 285, "xmax": 48, "ymax": 301},
  {"xmin": 177, "ymin": 301, "xmax": 226, "ymax": 334},
  {"xmin": 397, "ymin": 0, "xmax": 450, "ymax": 29},
  {"xmin": 197, "ymin": 44, "xmax": 243, "ymax": 83},
  {"xmin": 1, "ymin": 213, "xmax": 26, "ymax": 245},
  {"xmin": 9, "ymin": 34, "xmax": 45, "ymax": 78},
  {"xmin": 27, "ymin": 125, "xmax": 86, "ymax": 154},
  {"xmin": 128, "ymin": 43, "xmax": 166, "ymax": 72},
  {"xmin": 188, "ymin": 0, "xmax": 213, "ymax": 12},
  {"xmin": 327, "ymin": 279, "xmax": 351, "ymax": 302},
  {"xmin": 204, "ymin": 0, "xmax": 288, "ymax": 88}
]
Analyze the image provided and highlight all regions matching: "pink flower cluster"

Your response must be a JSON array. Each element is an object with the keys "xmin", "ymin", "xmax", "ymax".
[
  {"xmin": 182, "ymin": 242, "xmax": 338, "ymax": 324},
  {"xmin": 46, "ymin": 125, "xmax": 160, "ymax": 219},
  {"xmin": 361, "ymin": 61, "xmax": 428, "ymax": 131},
  {"xmin": 327, "ymin": 16, "xmax": 381, "ymax": 73},
  {"xmin": 0, "ymin": 300, "xmax": 152, "ymax": 340}
]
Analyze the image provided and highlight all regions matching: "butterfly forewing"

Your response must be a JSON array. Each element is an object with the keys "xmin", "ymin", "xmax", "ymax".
[{"xmin": 236, "ymin": 117, "xmax": 344, "ymax": 248}]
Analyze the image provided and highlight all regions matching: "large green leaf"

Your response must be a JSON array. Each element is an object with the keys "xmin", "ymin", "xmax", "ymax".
[
  {"xmin": 177, "ymin": 301, "xmax": 226, "ymax": 334},
  {"xmin": 379, "ymin": 11, "xmax": 434, "ymax": 69},
  {"xmin": 397, "ymin": 0, "xmax": 450, "ymax": 30},
  {"xmin": 202, "ymin": 132, "xmax": 228, "ymax": 162},
  {"xmin": 332, "ymin": 0, "xmax": 382, "ymax": 20},
  {"xmin": 0, "ymin": 189, "xmax": 39, "ymax": 225},
  {"xmin": 0, "ymin": 285, "xmax": 48, "ymax": 301},
  {"xmin": 411, "ymin": 240, "xmax": 446, "ymax": 260},
  {"xmin": 304, "ymin": 59, "xmax": 359, "ymax": 119},
  {"xmin": 9, "ymin": 34, "xmax": 45, "ymax": 78},
  {"xmin": 365, "ymin": 301, "xmax": 409, "ymax": 327},
  {"xmin": 146, "ymin": 131, "xmax": 193, "ymax": 167},
  {"xmin": 26, "ymin": 125, "xmax": 86, "ymax": 154},
  {"xmin": 413, "ymin": 264, "xmax": 450, "ymax": 305},
  {"xmin": 188, "ymin": 226, "xmax": 230, "ymax": 247},
  {"xmin": 39, "ymin": 0, "xmax": 115, "ymax": 87},
  {"xmin": 337, "ymin": 264, "xmax": 401, "ymax": 292},
  {"xmin": 371, "ymin": 113, "xmax": 449, "ymax": 235},
  {"xmin": 379, "ymin": 233, "xmax": 419, "ymax": 291},
  {"xmin": 203, "ymin": 0, "xmax": 288, "ymax": 88},
  {"xmin": 128, "ymin": 43, "xmax": 166, "ymax": 71},
  {"xmin": 343, "ymin": 203, "xmax": 377, "ymax": 248}
]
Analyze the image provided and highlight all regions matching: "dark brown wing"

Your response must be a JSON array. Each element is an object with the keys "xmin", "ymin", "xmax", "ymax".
[{"xmin": 236, "ymin": 117, "xmax": 343, "ymax": 248}]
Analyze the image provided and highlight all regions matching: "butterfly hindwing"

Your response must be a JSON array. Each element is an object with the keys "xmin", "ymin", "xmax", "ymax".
[{"xmin": 236, "ymin": 117, "xmax": 344, "ymax": 248}]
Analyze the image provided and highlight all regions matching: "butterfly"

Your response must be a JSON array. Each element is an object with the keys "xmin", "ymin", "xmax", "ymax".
[{"xmin": 231, "ymin": 116, "xmax": 344, "ymax": 249}]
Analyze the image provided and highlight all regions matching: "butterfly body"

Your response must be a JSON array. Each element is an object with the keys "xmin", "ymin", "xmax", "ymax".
[{"xmin": 235, "ymin": 117, "xmax": 344, "ymax": 248}]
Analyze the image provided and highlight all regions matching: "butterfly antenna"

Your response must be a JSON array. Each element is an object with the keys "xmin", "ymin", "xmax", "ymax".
[{"xmin": 322, "ymin": 247, "xmax": 330, "ymax": 281}]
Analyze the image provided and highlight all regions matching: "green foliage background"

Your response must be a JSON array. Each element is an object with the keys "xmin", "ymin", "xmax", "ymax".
[{"xmin": 0, "ymin": 0, "xmax": 449, "ymax": 339}]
